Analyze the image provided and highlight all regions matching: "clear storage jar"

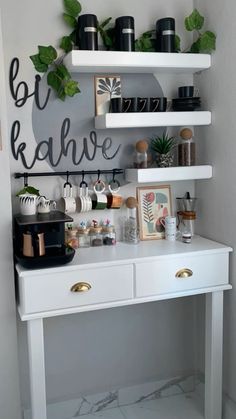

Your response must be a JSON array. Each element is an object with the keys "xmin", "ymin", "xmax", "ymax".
[
  {"xmin": 77, "ymin": 228, "xmax": 90, "ymax": 248},
  {"xmin": 65, "ymin": 229, "xmax": 79, "ymax": 249},
  {"xmin": 89, "ymin": 226, "xmax": 103, "ymax": 247},
  {"xmin": 102, "ymin": 226, "xmax": 116, "ymax": 245}
]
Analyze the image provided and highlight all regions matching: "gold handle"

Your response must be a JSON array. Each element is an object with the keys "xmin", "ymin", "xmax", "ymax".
[
  {"xmin": 175, "ymin": 268, "xmax": 193, "ymax": 278},
  {"xmin": 70, "ymin": 282, "xmax": 92, "ymax": 293}
]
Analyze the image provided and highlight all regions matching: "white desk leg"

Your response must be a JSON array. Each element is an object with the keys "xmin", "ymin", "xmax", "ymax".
[
  {"xmin": 27, "ymin": 318, "xmax": 47, "ymax": 419},
  {"xmin": 205, "ymin": 291, "xmax": 224, "ymax": 419}
]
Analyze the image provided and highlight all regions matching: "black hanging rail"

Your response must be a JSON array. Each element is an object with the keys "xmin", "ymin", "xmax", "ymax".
[{"xmin": 14, "ymin": 168, "xmax": 124, "ymax": 179}]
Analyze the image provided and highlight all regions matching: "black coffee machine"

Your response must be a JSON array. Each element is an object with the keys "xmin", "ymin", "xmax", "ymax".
[{"xmin": 14, "ymin": 210, "xmax": 74, "ymax": 269}]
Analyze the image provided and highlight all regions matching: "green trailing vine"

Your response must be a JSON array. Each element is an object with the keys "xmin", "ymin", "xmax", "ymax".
[
  {"xmin": 135, "ymin": 9, "xmax": 216, "ymax": 53},
  {"xmin": 30, "ymin": 0, "xmax": 82, "ymax": 101}
]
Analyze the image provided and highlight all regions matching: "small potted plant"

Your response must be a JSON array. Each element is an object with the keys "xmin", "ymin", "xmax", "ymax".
[{"xmin": 151, "ymin": 132, "xmax": 176, "ymax": 168}]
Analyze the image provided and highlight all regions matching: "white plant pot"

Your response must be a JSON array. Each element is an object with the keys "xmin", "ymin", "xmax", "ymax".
[{"xmin": 19, "ymin": 194, "xmax": 39, "ymax": 216}]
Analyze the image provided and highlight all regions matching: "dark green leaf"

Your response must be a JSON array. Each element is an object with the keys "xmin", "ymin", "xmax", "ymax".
[
  {"xmin": 16, "ymin": 186, "xmax": 40, "ymax": 196},
  {"xmin": 198, "ymin": 31, "xmax": 216, "ymax": 52},
  {"xmin": 47, "ymin": 70, "xmax": 63, "ymax": 92},
  {"xmin": 56, "ymin": 64, "xmax": 71, "ymax": 80},
  {"xmin": 30, "ymin": 54, "xmax": 48, "ymax": 72},
  {"xmin": 64, "ymin": 0, "xmax": 81, "ymax": 18},
  {"xmin": 38, "ymin": 45, "xmax": 57, "ymax": 65},
  {"xmin": 185, "ymin": 9, "xmax": 204, "ymax": 31},
  {"xmin": 69, "ymin": 30, "xmax": 76, "ymax": 43},
  {"xmin": 190, "ymin": 40, "xmax": 200, "ymax": 53},
  {"xmin": 98, "ymin": 17, "xmax": 112, "ymax": 29},
  {"xmin": 135, "ymin": 30, "xmax": 156, "ymax": 52},
  {"xmin": 60, "ymin": 36, "xmax": 73, "ymax": 53},
  {"xmin": 63, "ymin": 13, "xmax": 77, "ymax": 28},
  {"xmin": 175, "ymin": 35, "xmax": 181, "ymax": 53},
  {"xmin": 64, "ymin": 79, "xmax": 80, "ymax": 96}
]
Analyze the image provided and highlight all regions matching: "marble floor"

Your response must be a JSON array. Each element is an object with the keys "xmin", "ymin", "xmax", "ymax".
[{"xmin": 73, "ymin": 393, "xmax": 203, "ymax": 419}]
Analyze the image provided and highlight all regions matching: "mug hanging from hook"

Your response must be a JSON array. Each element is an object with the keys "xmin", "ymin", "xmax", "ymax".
[
  {"xmin": 108, "ymin": 169, "xmax": 120, "ymax": 193},
  {"xmin": 93, "ymin": 169, "xmax": 105, "ymax": 193},
  {"xmin": 63, "ymin": 171, "xmax": 73, "ymax": 198}
]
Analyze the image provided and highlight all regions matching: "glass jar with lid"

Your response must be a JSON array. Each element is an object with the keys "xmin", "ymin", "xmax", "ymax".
[
  {"xmin": 77, "ymin": 227, "xmax": 90, "ymax": 248},
  {"xmin": 65, "ymin": 228, "xmax": 79, "ymax": 249},
  {"xmin": 102, "ymin": 224, "xmax": 116, "ymax": 245},
  {"xmin": 89, "ymin": 223, "xmax": 103, "ymax": 247}
]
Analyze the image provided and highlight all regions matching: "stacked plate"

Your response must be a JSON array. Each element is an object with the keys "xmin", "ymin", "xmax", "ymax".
[{"xmin": 172, "ymin": 97, "xmax": 201, "ymax": 111}]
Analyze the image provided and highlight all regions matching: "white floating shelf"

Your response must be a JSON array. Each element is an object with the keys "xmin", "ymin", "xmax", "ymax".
[
  {"xmin": 95, "ymin": 111, "xmax": 211, "ymax": 129},
  {"xmin": 64, "ymin": 50, "xmax": 211, "ymax": 74},
  {"xmin": 125, "ymin": 166, "xmax": 213, "ymax": 183}
]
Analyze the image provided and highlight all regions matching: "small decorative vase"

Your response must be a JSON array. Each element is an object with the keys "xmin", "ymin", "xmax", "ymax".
[{"xmin": 157, "ymin": 153, "xmax": 174, "ymax": 168}]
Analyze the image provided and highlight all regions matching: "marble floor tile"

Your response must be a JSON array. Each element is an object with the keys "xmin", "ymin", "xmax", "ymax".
[
  {"xmin": 120, "ymin": 394, "xmax": 203, "ymax": 419},
  {"xmin": 72, "ymin": 406, "xmax": 125, "ymax": 419}
]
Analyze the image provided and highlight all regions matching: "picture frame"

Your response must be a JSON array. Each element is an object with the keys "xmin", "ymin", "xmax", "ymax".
[
  {"xmin": 136, "ymin": 185, "xmax": 172, "ymax": 240},
  {"xmin": 94, "ymin": 75, "xmax": 121, "ymax": 116}
]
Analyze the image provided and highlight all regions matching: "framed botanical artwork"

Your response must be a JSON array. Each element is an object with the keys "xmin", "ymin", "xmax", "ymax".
[
  {"xmin": 94, "ymin": 75, "xmax": 121, "ymax": 115},
  {"xmin": 137, "ymin": 185, "xmax": 172, "ymax": 240}
]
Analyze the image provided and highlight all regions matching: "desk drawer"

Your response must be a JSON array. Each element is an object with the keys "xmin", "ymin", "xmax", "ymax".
[
  {"xmin": 19, "ymin": 264, "xmax": 133, "ymax": 314},
  {"xmin": 135, "ymin": 253, "xmax": 229, "ymax": 298}
]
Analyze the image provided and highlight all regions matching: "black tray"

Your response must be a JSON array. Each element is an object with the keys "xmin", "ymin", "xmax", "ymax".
[{"xmin": 15, "ymin": 246, "xmax": 75, "ymax": 269}]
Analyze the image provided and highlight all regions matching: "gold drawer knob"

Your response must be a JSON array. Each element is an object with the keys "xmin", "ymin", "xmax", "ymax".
[
  {"xmin": 70, "ymin": 282, "xmax": 92, "ymax": 293},
  {"xmin": 175, "ymin": 268, "xmax": 193, "ymax": 278}
]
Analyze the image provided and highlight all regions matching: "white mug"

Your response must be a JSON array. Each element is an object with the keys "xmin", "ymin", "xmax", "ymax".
[
  {"xmin": 62, "ymin": 183, "xmax": 76, "ymax": 214},
  {"xmin": 160, "ymin": 216, "xmax": 180, "ymax": 241}
]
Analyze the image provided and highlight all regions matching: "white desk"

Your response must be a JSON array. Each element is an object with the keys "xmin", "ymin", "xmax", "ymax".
[{"xmin": 16, "ymin": 236, "xmax": 232, "ymax": 419}]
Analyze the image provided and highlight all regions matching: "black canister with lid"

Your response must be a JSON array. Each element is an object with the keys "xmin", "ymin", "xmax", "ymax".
[
  {"xmin": 156, "ymin": 17, "xmax": 175, "ymax": 52},
  {"xmin": 115, "ymin": 16, "xmax": 135, "ymax": 51},
  {"xmin": 76, "ymin": 14, "xmax": 98, "ymax": 50}
]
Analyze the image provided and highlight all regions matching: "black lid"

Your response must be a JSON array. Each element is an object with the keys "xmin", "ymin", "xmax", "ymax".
[
  {"xmin": 156, "ymin": 17, "xmax": 175, "ymax": 32},
  {"xmin": 115, "ymin": 16, "xmax": 135, "ymax": 28},
  {"xmin": 77, "ymin": 14, "xmax": 98, "ymax": 27}
]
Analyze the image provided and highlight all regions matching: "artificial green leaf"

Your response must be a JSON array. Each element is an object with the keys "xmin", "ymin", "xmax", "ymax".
[
  {"xmin": 135, "ymin": 31, "xmax": 155, "ymax": 52},
  {"xmin": 69, "ymin": 30, "xmax": 76, "ymax": 43},
  {"xmin": 175, "ymin": 35, "xmax": 181, "ymax": 53},
  {"xmin": 64, "ymin": 79, "xmax": 80, "ymax": 96},
  {"xmin": 38, "ymin": 45, "xmax": 57, "ymax": 65},
  {"xmin": 47, "ymin": 70, "xmax": 63, "ymax": 92},
  {"xmin": 60, "ymin": 36, "xmax": 73, "ymax": 53},
  {"xmin": 189, "ymin": 38, "xmax": 201, "ymax": 53},
  {"xmin": 58, "ymin": 88, "xmax": 66, "ymax": 101},
  {"xmin": 16, "ymin": 186, "xmax": 40, "ymax": 196},
  {"xmin": 56, "ymin": 64, "xmax": 71, "ymax": 80},
  {"xmin": 64, "ymin": 0, "xmax": 81, "ymax": 18},
  {"xmin": 198, "ymin": 31, "xmax": 216, "ymax": 52},
  {"xmin": 30, "ymin": 54, "xmax": 48, "ymax": 72},
  {"xmin": 185, "ymin": 9, "xmax": 204, "ymax": 31},
  {"xmin": 63, "ymin": 13, "xmax": 77, "ymax": 28},
  {"xmin": 98, "ymin": 17, "xmax": 112, "ymax": 29}
]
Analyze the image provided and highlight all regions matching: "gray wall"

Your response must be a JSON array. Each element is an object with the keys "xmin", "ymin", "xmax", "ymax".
[
  {"xmin": 194, "ymin": 0, "xmax": 236, "ymax": 409},
  {"xmin": 0, "ymin": 9, "xmax": 21, "ymax": 419}
]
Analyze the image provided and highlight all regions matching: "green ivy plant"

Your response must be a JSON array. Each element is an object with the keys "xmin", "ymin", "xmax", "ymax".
[
  {"xmin": 16, "ymin": 186, "xmax": 40, "ymax": 197},
  {"xmin": 184, "ymin": 9, "xmax": 216, "ymax": 53},
  {"xmin": 30, "ymin": 0, "xmax": 82, "ymax": 101},
  {"xmin": 135, "ymin": 9, "xmax": 216, "ymax": 54}
]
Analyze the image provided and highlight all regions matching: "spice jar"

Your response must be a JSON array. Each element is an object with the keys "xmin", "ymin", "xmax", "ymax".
[
  {"xmin": 65, "ymin": 228, "xmax": 79, "ymax": 249},
  {"xmin": 102, "ymin": 225, "xmax": 116, "ymax": 245},
  {"xmin": 124, "ymin": 197, "xmax": 139, "ymax": 244},
  {"xmin": 89, "ymin": 222, "xmax": 103, "ymax": 247},
  {"xmin": 77, "ymin": 227, "xmax": 90, "ymax": 248},
  {"xmin": 178, "ymin": 128, "xmax": 196, "ymax": 166},
  {"xmin": 133, "ymin": 139, "xmax": 148, "ymax": 169}
]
